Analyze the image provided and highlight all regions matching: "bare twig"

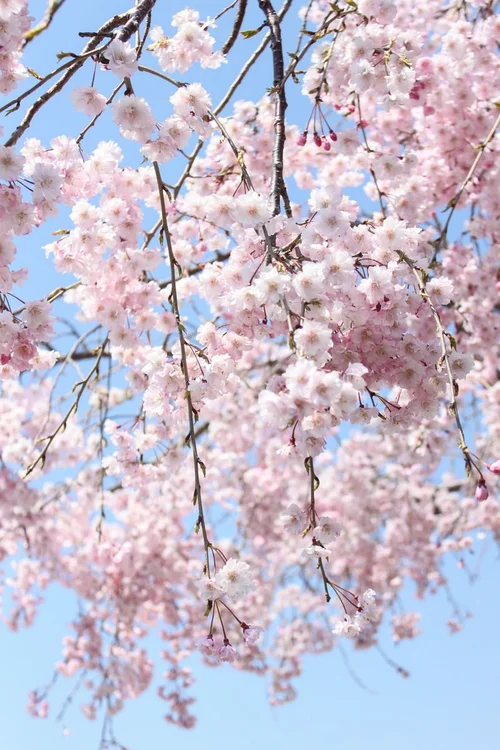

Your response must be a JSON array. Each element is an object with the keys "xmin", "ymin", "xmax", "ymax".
[
  {"xmin": 24, "ymin": 337, "xmax": 109, "ymax": 477},
  {"xmin": 222, "ymin": 0, "xmax": 248, "ymax": 55},
  {"xmin": 0, "ymin": 45, "xmax": 109, "ymax": 117},
  {"xmin": 213, "ymin": 0, "xmax": 293, "ymax": 116},
  {"xmin": 76, "ymin": 81, "xmax": 125, "ymax": 146},
  {"xmin": 22, "ymin": 0, "xmax": 68, "ymax": 48},
  {"xmin": 307, "ymin": 456, "xmax": 331, "ymax": 603}
]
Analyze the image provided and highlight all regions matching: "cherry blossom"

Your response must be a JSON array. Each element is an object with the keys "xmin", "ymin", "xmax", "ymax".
[{"xmin": 0, "ymin": 0, "xmax": 498, "ymax": 738}]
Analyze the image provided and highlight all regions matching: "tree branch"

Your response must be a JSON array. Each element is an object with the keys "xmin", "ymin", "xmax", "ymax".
[
  {"xmin": 153, "ymin": 162, "xmax": 212, "ymax": 577},
  {"xmin": 258, "ymin": 0, "xmax": 289, "ymax": 218},
  {"xmin": 222, "ymin": 0, "xmax": 248, "ymax": 55},
  {"xmin": 5, "ymin": 12, "xmax": 129, "ymax": 147},
  {"xmin": 22, "ymin": 0, "xmax": 68, "ymax": 48},
  {"xmin": 114, "ymin": 0, "xmax": 158, "ymax": 43}
]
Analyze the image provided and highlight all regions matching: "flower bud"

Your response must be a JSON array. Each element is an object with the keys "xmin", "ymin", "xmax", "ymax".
[
  {"xmin": 475, "ymin": 481, "xmax": 489, "ymax": 502},
  {"xmin": 296, "ymin": 131, "xmax": 308, "ymax": 147},
  {"xmin": 487, "ymin": 460, "xmax": 500, "ymax": 475},
  {"xmin": 313, "ymin": 132, "xmax": 322, "ymax": 147}
]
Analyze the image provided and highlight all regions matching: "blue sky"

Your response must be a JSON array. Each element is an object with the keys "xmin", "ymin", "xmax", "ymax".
[{"xmin": 1, "ymin": 1, "xmax": 498, "ymax": 747}]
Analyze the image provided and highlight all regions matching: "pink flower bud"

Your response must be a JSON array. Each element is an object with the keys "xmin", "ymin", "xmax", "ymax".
[
  {"xmin": 329, "ymin": 130, "xmax": 338, "ymax": 142},
  {"xmin": 218, "ymin": 640, "xmax": 237, "ymax": 663},
  {"xmin": 322, "ymin": 138, "xmax": 331, "ymax": 151},
  {"xmin": 487, "ymin": 460, "xmax": 500, "ymax": 475},
  {"xmin": 347, "ymin": 104, "xmax": 356, "ymax": 113},
  {"xmin": 475, "ymin": 481, "xmax": 489, "ymax": 502},
  {"xmin": 296, "ymin": 131, "xmax": 308, "ymax": 147},
  {"xmin": 313, "ymin": 132, "xmax": 322, "ymax": 147},
  {"xmin": 423, "ymin": 105, "xmax": 435, "ymax": 116}
]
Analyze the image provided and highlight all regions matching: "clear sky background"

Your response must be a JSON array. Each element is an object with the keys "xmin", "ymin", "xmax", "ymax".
[{"xmin": 1, "ymin": 1, "xmax": 499, "ymax": 748}]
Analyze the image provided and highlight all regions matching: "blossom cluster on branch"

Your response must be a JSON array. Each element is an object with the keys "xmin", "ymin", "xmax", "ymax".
[{"xmin": 0, "ymin": 0, "xmax": 499, "ymax": 738}]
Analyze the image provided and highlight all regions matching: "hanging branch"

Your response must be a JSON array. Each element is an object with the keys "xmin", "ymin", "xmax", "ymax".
[
  {"xmin": 153, "ymin": 162, "xmax": 212, "ymax": 577},
  {"xmin": 222, "ymin": 0, "xmax": 248, "ymax": 55},
  {"xmin": 5, "ymin": 12, "xmax": 130, "ymax": 147},
  {"xmin": 258, "ymin": 0, "xmax": 289, "ymax": 218},
  {"xmin": 24, "ymin": 337, "xmax": 109, "ymax": 478},
  {"xmin": 431, "ymin": 109, "xmax": 500, "ymax": 264}
]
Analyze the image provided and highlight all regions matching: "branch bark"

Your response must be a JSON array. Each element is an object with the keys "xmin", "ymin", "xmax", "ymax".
[
  {"xmin": 222, "ymin": 0, "xmax": 248, "ymax": 55},
  {"xmin": 115, "ymin": 0, "xmax": 158, "ymax": 43},
  {"xmin": 5, "ymin": 12, "xmax": 129, "ymax": 147},
  {"xmin": 258, "ymin": 0, "xmax": 289, "ymax": 218}
]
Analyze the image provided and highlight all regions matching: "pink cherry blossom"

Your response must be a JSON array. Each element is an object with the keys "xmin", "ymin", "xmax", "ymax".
[{"xmin": 0, "ymin": 0, "xmax": 498, "ymax": 736}]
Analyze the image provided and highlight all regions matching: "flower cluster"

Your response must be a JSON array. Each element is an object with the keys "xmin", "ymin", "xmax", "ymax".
[
  {"xmin": 0, "ymin": 0, "xmax": 498, "ymax": 735},
  {"xmin": 0, "ymin": 0, "xmax": 31, "ymax": 94},
  {"xmin": 149, "ymin": 8, "xmax": 225, "ymax": 73},
  {"xmin": 198, "ymin": 558, "xmax": 256, "ymax": 603}
]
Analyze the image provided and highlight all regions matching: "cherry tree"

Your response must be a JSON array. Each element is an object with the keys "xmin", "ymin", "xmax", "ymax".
[{"xmin": 0, "ymin": 0, "xmax": 499, "ymax": 742}]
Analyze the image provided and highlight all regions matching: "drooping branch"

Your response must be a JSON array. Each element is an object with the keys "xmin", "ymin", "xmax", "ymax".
[
  {"xmin": 258, "ymin": 0, "xmax": 289, "ymax": 218},
  {"xmin": 222, "ymin": 0, "xmax": 248, "ymax": 56},
  {"xmin": 24, "ymin": 336, "xmax": 109, "ymax": 477},
  {"xmin": 5, "ymin": 12, "xmax": 130, "ymax": 147},
  {"xmin": 431, "ymin": 109, "xmax": 500, "ymax": 263},
  {"xmin": 153, "ymin": 161, "xmax": 212, "ymax": 577}
]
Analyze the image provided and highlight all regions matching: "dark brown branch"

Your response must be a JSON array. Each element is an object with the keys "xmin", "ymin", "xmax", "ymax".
[
  {"xmin": 5, "ymin": 12, "xmax": 129, "ymax": 147},
  {"xmin": 222, "ymin": 0, "xmax": 248, "ymax": 55},
  {"xmin": 258, "ymin": 0, "xmax": 289, "ymax": 218},
  {"xmin": 114, "ymin": 0, "xmax": 158, "ymax": 43},
  {"xmin": 214, "ymin": 0, "xmax": 292, "ymax": 116}
]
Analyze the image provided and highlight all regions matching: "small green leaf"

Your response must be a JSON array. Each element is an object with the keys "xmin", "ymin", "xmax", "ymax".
[
  {"xmin": 241, "ymin": 28, "xmax": 260, "ymax": 39},
  {"xmin": 447, "ymin": 333, "xmax": 457, "ymax": 351}
]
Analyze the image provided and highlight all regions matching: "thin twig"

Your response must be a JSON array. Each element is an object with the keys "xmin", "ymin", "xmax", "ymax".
[
  {"xmin": 153, "ymin": 162, "xmax": 212, "ymax": 576},
  {"xmin": 5, "ymin": 13, "xmax": 130, "ymax": 147},
  {"xmin": 431, "ymin": 110, "xmax": 500, "ymax": 263},
  {"xmin": 0, "ymin": 44, "xmax": 110, "ymax": 117},
  {"xmin": 22, "ymin": 0, "xmax": 68, "ymax": 48},
  {"xmin": 24, "ymin": 337, "xmax": 109, "ymax": 477},
  {"xmin": 76, "ymin": 81, "xmax": 125, "ymax": 147},
  {"xmin": 396, "ymin": 251, "xmax": 480, "ymax": 479}
]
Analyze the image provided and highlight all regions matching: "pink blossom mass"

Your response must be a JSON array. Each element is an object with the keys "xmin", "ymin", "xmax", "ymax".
[{"xmin": 0, "ymin": 0, "xmax": 499, "ymax": 740}]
